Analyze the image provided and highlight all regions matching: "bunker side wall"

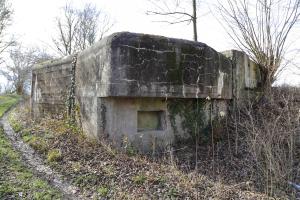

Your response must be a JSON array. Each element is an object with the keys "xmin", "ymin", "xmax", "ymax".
[
  {"xmin": 75, "ymin": 37, "xmax": 112, "ymax": 139},
  {"xmin": 31, "ymin": 56, "xmax": 73, "ymax": 118},
  {"xmin": 222, "ymin": 50, "xmax": 263, "ymax": 104}
]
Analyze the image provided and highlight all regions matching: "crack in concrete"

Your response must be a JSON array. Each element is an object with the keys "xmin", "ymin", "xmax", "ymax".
[{"xmin": 1, "ymin": 111, "xmax": 87, "ymax": 200}]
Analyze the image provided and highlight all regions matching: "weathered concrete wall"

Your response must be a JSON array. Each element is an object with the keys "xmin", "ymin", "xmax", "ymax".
[
  {"xmin": 95, "ymin": 97, "xmax": 228, "ymax": 153},
  {"xmin": 31, "ymin": 32, "xmax": 264, "ymax": 153},
  {"xmin": 107, "ymin": 32, "xmax": 232, "ymax": 99},
  {"xmin": 75, "ymin": 37, "xmax": 111, "ymax": 139},
  {"xmin": 222, "ymin": 50, "xmax": 263, "ymax": 102},
  {"xmin": 74, "ymin": 32, "xmax": 235, "ymax": 145},
  {"xmin": 31, "ymin": 56, "xmax": 73, "ymax": 118},
  {"xmin": 100, "ymin": 98, "xmax": 173, "ymax": 153},
  {"xmin": 76, "ymin": 32, "xmax": 233, "ymax": 99}
]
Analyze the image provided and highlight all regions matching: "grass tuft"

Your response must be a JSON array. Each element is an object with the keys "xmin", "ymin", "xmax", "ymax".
[
  {"xmin": 132, "ymin": 173, "xmax": 147, "ymax": 185},
  {"xmin": 97, "ymin": 186, "xmax": 109, "ymax": 197},
  {"xmin": 47, "ymin": 149, "xmax": 62, "ymax": 162}
]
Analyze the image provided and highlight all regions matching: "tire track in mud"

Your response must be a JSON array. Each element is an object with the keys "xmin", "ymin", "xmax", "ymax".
[{"xmin": 1, "ymin": 111, "xmax": 87, "ymax": 200}]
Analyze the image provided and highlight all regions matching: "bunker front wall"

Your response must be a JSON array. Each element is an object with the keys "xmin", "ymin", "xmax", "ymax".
[
  {"xmin": 105, "ymin": 33, "xmax": 233, "ymax": 99},
  {"xmin": 93, "ymin": 97, "xmax": 228, "ymax": 153},
  {"xmin": 75, "ymin": 32, "xmax": 233, "ymax": 151},
  {"xmin": 31, "ymin": 56, "xmax": 73, "ymax": 118}
]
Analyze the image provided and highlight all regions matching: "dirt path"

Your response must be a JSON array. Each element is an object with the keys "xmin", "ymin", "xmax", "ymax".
[{"xmin": 1, "ymin": 110, "xmax": 87, "ymax": 200}]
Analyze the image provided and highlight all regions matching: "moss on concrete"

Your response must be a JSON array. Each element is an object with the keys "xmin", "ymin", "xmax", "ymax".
[{"xmin": 168, "ymin": 99, "xmax": 210, "ymax": 142}]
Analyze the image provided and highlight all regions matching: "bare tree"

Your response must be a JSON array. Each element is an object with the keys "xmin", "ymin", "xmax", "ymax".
[
  {"xmin": 53, "ymin": 2, "xmax": 114, "ymax": 56},
  {"xmin": 0, "ymin": 0, "xmax": 13, "ymax": 61},
  {"xmin": 75, "ymin": 3, "xmax": 113, "ymax": 51},
  {"xmin": 53, "ymin": 4, "xmax": 78, "ymax": 56},
  {"xmin": 1, "ymin": 45, "xmax": 52, "ymax": 95},
  {"xmin": 146, "ymin": 0, "xmax": 199, "ymax": 41},
  {"xmin": 217, "ymin": 0, "xmax": 300, "ymax": 90}
]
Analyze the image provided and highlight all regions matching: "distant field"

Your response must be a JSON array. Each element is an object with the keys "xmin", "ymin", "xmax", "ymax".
[{"xmin": 0, "ymin": 95, "xmax": 20, "ymax": 117}]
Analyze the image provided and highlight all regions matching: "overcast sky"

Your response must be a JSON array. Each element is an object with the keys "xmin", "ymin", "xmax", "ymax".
[{"xmin": 5, "ymin": 0, "xmax": 300, "ymax": 86}]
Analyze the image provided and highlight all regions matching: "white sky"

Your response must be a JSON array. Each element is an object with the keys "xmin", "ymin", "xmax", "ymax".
[{"xmin": 5, "ymin": 0, "xmax": 300, "ymax": 86}]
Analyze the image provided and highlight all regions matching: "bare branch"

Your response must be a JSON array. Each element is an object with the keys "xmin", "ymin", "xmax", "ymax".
[
  {"xmin": 146, "ymin": 0, "xmax": 199, "ymax": 41},
  {"xmin": 0, "ymin": 0, "xmax": 13, "ymax": 59},
  {"xmin": 146, "ymin": 10, "xmax": 194, "ymax": 18},
  {"xmin": 53, "ymin": 2, "xmax": 114, "ymax": 56},
  {"xmin": 152, "ymin": 18, "xmax": 192, "ymax": 24},
  {"xmin": 216, "ymin": 0, "xmax": 300, "ymax": 89},
  {"xmin": 1, "ymin": 44, "xmax": 53, "ymax": 95}
]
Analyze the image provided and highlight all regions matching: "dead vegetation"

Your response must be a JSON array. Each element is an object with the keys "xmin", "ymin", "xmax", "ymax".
[
  {"xmin": 8, "ymin": 101, "xmax": 272, "ymax": 199},
  {"xmin": 171, "ymin": 88, "xmax": 300, "ymax": 199},
  {"xmin": 232, "ymin": 88, "xmax": 300, "ymax": 197}
]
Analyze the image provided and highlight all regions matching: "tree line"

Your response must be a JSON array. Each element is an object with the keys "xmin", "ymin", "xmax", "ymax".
[{"xmin": 0, "ymin": 1, "xmax": 113, "ymax": 94}]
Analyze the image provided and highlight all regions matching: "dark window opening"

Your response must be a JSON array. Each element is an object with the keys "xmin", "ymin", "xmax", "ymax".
[{"xmin": 137, "ymin": 111, "xmax": 165, "ymax": 132}]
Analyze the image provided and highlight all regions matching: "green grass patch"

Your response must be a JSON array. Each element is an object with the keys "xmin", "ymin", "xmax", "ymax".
[
  {"xmin": 0, "ymin": 95, "xmax": 20, "ymax": 117},
  {"xmin": 0, "ymin": 127, "xmax": 62, "ymax": 199},
  {"xmin": 73, "ymin": 173, "xmax": 100, "ymax": 188},
  {"xmin": 0, "ymin": 95, "xmax": 61, "ymax": 199},
  {"xmin": 9, "ymin": 114, "xmax": 49, "ymax": 155}
]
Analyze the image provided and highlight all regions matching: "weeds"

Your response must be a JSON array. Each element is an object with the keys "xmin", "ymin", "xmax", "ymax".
[
  {"xmin": 70, "ymin": 161, "xmax": 82, "ymax": 172},
  {"xmin": 167, "ymin": 187, "xmax": 179, "ymax": 198},
  {"xmin": 102, "ymin": 164, "xmax": 116, "ymax": 177},
  {"xmin": 152, "ymin": 175, "xmax": 166, "ymax": 185},
  {"xmin": 132, "ymin": 174, "xmax": 147, "ymax": 185},
  {"xmin": 47, "ymin": 149, "xmax": 62, "ymax": 162},
  {"xmin": 9, "ymin": 117, "xmax": 22, "ymax": 132},
  {"xmin": 97, "ymin": 186, "xmax": 109, "ymax": 197},
  {"xmin": 228, "ymin": 88, "xmax": 300, "ymax": 197},
  {"xmin": 123, "ymin": 136, "xmax": 137, "ymax": 156},
  {"xmin": 28, "ymin": 136, "xmax": 48, "ymax": 154}
]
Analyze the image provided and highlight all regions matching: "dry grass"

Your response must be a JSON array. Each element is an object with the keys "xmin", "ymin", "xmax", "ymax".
[
  {"xmin": 227, "ymin": 88, "xmax": 300, "ymax": 198},
  {"xmin": 9, "ymin": 101, "xmax": 272, "ymax": 199}
]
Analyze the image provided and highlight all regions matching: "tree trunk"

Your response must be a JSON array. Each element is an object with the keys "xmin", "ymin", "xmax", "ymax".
[
  {"xmin": 16, "ymin": 84, "xmax": 23, "ymax": 95},
  {"xmin": 261, "ymin": 70, "xmax": 274, "ymax": 96},
  {"xmin": 192, "ymin": 0, "xmax": 197, "ymax": 42}
]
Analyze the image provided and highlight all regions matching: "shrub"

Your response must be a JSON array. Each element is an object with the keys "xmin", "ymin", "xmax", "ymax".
[{"xmin": 229, "ymin": 88, "xmax": 300, "ymax": 197}]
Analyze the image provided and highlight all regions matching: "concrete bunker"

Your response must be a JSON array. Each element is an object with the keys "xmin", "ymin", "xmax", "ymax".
[{"xmin": 31, "ymin": 32, "xmax": 263, "ymax": 153}]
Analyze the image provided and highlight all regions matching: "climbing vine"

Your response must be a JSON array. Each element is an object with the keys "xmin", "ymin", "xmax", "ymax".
[
  {"xmin": 67, "ymin": 54, "xmax": 78, "ymax": 123},
  {"xmin": 167, "ymin": 99, "xmax": 210, "ymax": 143}
]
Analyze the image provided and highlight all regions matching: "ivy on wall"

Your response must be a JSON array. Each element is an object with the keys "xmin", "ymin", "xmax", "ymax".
[
  {"xmin": 67, "ymin": 54, "xmax": 78, "ymax": 123},
  {"xmin": 167, "ymin": 99, "xmax": 211, "ymax": 143}
]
